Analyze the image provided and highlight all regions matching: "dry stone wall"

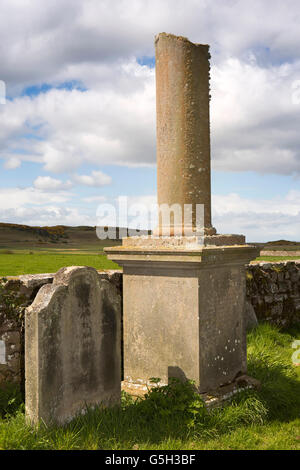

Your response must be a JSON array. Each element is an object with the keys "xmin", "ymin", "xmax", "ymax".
[
  {"xmin": 0, "ymin": 262, "xmax": 299, "ymax": 393},
  {"xmin": 0, "ymin": 273, "xmax": 54, "ymax": 388},
  {"xmin": 246, "ymin": 261, "xmax": 300, "ymax": 327}
]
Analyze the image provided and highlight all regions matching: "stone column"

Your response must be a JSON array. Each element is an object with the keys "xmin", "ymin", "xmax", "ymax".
[
  {"xmin": 105, "ymin": 33, "xmax": 259, "ymax": 396},
  {"xmin": 155, "ymin": 33, "xmax": 215, "ymax": 236}
]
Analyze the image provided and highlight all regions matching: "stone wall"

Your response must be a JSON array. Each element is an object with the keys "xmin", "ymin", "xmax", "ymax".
[
  {"xmin": 246, "ymin": 261, "xmax": 300, "ymax": 327},
  {"xmin": 0, "ymin": 270, "xmax": 122, "ymax": 390},
  {"xmin": 0, "ymin": 262, "xmax": 299, "ymax": 391},
  {"xmin": 0, "ymin": 273, "xmax": 54, "ymax": 389}
]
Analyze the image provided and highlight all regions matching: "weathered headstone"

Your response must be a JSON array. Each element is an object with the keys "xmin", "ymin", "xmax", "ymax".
[
  {"xmin": 105, "ymin": 33, "xmax": 259, "ymax": 394},
  {"xmin": 25, "ymin": 266, "xmax": 121, "ymax": 425}
]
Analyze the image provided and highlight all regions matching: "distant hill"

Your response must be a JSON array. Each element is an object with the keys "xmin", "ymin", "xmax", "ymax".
[
  {"xmin": 264, "ymin": 240, "xmax": 299, "ymax": 246},
  {"xmin": 1, "ymin": 224, "xmax": 298, "ymax": 253},
  {"xmin": 0, "ymin": 223, "xmax": 67, "ymax": 242},
  {"xmin": 0, "ymin": 222, "xmax": 151, "ymax": 251},
  {"xmin": 251, "ymin": 239, "xmax": 300, "ymax": 254}
]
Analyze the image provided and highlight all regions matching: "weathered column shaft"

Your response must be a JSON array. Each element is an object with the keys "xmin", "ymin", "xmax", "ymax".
[{"xmin": 155, "ymin": 33, "xmax": 215, "ymax": 235}]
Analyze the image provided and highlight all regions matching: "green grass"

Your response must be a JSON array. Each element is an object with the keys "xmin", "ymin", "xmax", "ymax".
[
  {"xmin": 256, "ymin": 256, "xmax": 300, "ymax": 262},
  {"xmin": 1, "ymin": 250, "xmax": 299, "ymax": 277},
  {"xmin": 0, "ymin": 323, "xmax": 299, "ymax": 450},
  {"xmin": 0, "ymin": 252, "xmax": 119, "ymax": 276}
]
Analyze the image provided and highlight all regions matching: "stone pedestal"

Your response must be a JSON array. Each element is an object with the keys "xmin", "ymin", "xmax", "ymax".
[
  {"xmin": 105, "ymin": 240, "xmax": 259, "ymax": 393},
  {"xmin": 105, "ymin": 32, "xmax": 259, "ymax": 395}
]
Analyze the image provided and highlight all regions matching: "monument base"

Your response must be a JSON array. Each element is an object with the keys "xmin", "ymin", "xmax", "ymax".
[
  {"xmin": 122, "ymin": 234, "xmax": 246, "ymax": 248},
  {"xmin": 105, "ymin": 239, "xmax": 259, "ymax": 393},
  {"xmin": 121, "ymin": 374, "xmax": 261, "ymax": 409}
]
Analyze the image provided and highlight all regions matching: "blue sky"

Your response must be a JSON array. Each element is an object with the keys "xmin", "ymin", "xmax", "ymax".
[{"xmin": 0, "ymin": 0, "xmax": 300, "ymax": 241}]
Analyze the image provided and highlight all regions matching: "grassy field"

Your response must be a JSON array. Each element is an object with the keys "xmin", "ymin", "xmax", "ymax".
[
  {"xmin": 0, "ymin": 223, "xmax": 299, "ymax": 276},
  {"xmin": 0, "ymin": 221, "xmax": 123, "ymax": 275},
  {"xmin": 0, "ymin": 323, "xmax": 299, "ymax": 450},
  {"xmin": 0, "ymin": 223, "xmax": 123, "ymax": 276},
  {"xmin": 0, "ymin": 251, "xmax": 119, "ymax": 276},
  {"xmin": 255, "ymin": 256, "xmax": 300, "ymax": 262},
  {"xmin": 0, "ymin": 250, "xmax": 300, "ymax": 277}
]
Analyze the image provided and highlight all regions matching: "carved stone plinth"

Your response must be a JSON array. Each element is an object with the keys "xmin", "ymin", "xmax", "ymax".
[{"xmin": 105, "ymin": 242, "xmax": 259, "ymax": 392}]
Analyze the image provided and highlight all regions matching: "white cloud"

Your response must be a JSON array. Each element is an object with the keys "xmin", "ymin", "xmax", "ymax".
[
  {"xmin": 210, "ymin": 58, "xmax": 300, "ymax": 174},
  {"xmin": 212, "ymin": 190, "xmax": 300, "ymax": 241},
  {"xmin": 73, "ymin": 170, "xmax": 112, "ymax": 187},
  {"xmin": 2, "ymin": 55, "xmax": 300, "ymax": 176},
  {"xmin": 0, "ymin": 205, "xmax": 98, "ymax": 228},
  {"xmin": 1, "ymin": 0, "xmax": 300, "ymax": 92},
  {"xmin": 0, "ymin": 187, "xmax": 71, "ymax": 210},
  {"xmin": 213, "ymin": 190, "xmax": 300, "ymax": 217},
  {"xmin": 0, "ymin": 61, "xmax": 155, "ymax": 172},
  {"xmin": 0, "ymin": 186, "xmax": 96, "ymax": 227},
  {"xmin": 3, "ymin": 157, "xmax": 21, "ymax": 169},
  {"xmin": 1, "ymin": 1, "xmax": 300, "ymax": 176},
  {"xmin": 33, "ymin": 176, "xmax": 73, "ymax": 191}
]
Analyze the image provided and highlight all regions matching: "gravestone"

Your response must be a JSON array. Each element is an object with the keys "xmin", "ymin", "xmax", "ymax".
[
  {"xmin": 25, "ymin": 266, "xmax": 121, "ymax": 425},
  {"xmin": 105, "ymin": 33, "xmax": 259, "ymax": 394}
]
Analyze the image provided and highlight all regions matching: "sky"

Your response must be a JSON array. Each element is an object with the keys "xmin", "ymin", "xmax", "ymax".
[{"xmin": 0, "ymin": 0, "xmax": 300, "ymax": 242}]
